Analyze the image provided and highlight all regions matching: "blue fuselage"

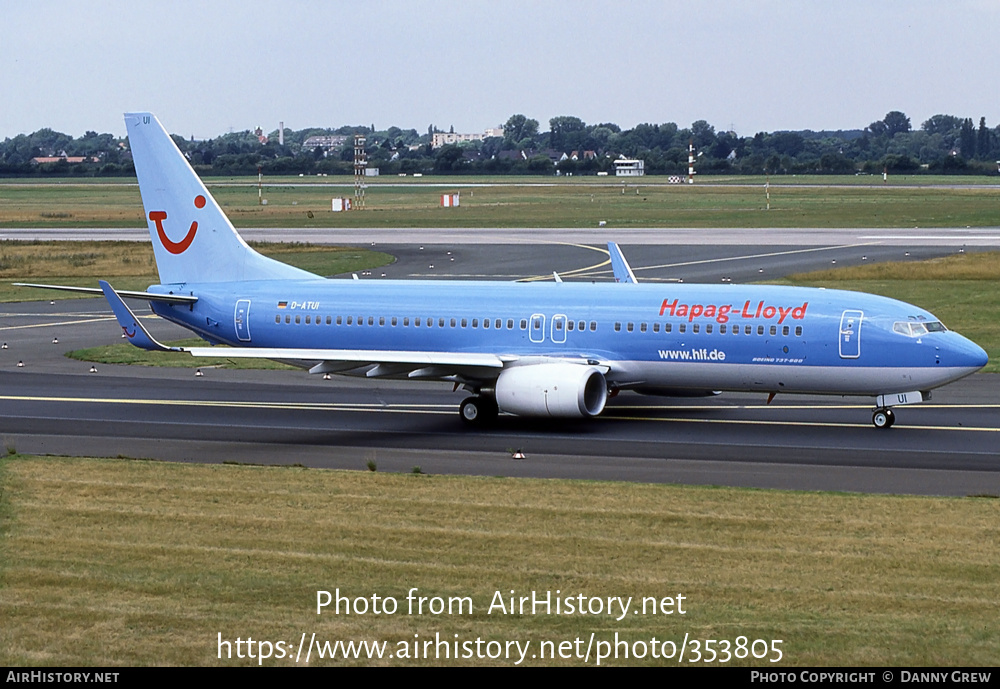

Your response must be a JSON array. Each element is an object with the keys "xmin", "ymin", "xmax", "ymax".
[{"xmin": 149, "ymin": 279, "xmax": 988, "ymax": 396}]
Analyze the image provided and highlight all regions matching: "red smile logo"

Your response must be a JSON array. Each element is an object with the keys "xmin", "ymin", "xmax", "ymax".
[{"xmin": 149, "ymin": 195, "xmax": 205, "ymax": 254}]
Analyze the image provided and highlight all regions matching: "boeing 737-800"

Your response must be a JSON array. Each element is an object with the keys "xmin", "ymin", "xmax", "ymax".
[{"xmin": 20, "ymin": 113, "xmax": 989, "ymax": 428}]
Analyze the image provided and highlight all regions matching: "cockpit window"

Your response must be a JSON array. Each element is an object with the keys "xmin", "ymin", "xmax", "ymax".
[{"xmin": 894, "ymin": 320, "xmax": 947, "ymax": 337}]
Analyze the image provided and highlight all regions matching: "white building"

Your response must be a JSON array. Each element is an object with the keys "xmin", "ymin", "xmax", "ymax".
[
  {"xmin": 614, "ymin": 158, "xmax": 645, "ymax": 176},
  {"xmin": 303, "ymin": 135, "xmax": 348, "ymax": 151},
  {"xmin": 432, "ymin": 126, "xmax": 505, "ymax": 148}
]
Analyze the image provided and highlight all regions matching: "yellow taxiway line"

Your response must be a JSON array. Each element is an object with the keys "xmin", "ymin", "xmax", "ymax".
[{"xmin": 1, "ymin": 394, "xmax": 997, "ymax": 432}]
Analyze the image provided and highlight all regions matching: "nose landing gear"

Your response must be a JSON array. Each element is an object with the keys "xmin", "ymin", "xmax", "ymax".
[
  {"xmin": 871, "ymin": 391, "xmax": 926, "ymax": 429},
  {"xmin": 872, "ymin": 408, "xmax": 895, "ymax": 429}
]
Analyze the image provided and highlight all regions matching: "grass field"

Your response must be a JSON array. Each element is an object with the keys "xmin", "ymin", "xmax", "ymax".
[
  {"xmin": 66, "ymin": 338, "xmax": 298, "ymax": 369},
  {"xmin": 0, "ymin": 455, "xmax": 996, "ymax": 666},
  {"xmin": 2, "ymin": 176, "xmax": 999, "ymax": 229},
  {"xmin": 0, "ymin": 240, "xmax": 393, "ymax": 302}
]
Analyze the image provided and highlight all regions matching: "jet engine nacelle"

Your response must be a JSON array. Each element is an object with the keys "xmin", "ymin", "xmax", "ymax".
[{"xmin": 495, "ymin": 363, "xmax": 608, "ymax": 418}]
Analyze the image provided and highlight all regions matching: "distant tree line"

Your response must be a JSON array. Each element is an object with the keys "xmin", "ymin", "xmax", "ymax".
[{"xmin": 3, "ymin": 110, "xmax": 999, "ymax": 177}]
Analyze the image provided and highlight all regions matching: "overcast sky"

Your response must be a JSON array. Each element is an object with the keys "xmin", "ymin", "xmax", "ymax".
[{"xmin": 4, "ymin": 0, "xmax": 998, "ymax": 140}]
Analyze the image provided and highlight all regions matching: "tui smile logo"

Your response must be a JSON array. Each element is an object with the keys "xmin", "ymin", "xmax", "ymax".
[{"xmin": 149, "ymin": 194, "xmax": 205, "ymax": 254}]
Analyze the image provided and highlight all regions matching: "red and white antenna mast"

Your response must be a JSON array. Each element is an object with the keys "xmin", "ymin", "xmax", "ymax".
[{"xmin": 687, "ymin": 139, "xmax": 696, "ymax": 184}]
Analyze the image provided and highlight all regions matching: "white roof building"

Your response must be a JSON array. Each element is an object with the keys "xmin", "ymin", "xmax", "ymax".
[
  {"xmin": 614, "ymin": 158, "xmax": 645, "ymax": 176},
  {"xmin": 432, "ymin": 126, "xmax": 505, "ymax": 148}
]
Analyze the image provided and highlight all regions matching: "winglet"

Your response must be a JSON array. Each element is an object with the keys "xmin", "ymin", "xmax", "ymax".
[
  {"xmin": 608, "ymin": 242, "xmax": 638, "ymax": 283},
  {"xmin": 99, "ymin": 280, "xmax": 179, "ymax": 352}
]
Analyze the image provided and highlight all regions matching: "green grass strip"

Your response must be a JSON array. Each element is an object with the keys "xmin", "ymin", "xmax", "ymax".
[{"xmin": 0, "ymin": 456, "xmax": 996, "ymax": 666}]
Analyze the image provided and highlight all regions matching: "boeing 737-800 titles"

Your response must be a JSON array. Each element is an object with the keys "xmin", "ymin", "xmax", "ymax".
[{"xmin": 20, "ymin": 113, "xmax": 989, "ymax": 428}]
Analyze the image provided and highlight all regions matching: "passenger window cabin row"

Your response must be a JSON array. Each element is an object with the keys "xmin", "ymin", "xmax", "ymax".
[
  {"xmin": 275, "ymin": 314, "xmax": 530, "ymax": 329},
  {"xmin": 614, "ymin": 321, "xmax": 803, "ymax": 337},
  {"xmin": 272, "ymin": 313, "xmax": 803, "ymax": 337}
]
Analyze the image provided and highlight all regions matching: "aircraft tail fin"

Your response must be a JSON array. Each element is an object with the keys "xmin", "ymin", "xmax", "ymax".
[{"xmin": 124, "ymin": 112, "xmax": 317, "ymax": 285}]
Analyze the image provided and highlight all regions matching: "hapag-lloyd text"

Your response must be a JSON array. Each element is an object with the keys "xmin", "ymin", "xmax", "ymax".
[{"xmin": 660, "ymin": 299, "xmax": 808, "ymax": 324}]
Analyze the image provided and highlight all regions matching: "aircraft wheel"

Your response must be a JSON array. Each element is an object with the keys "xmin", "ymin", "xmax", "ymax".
[
  {"xmin": 460, "ymin": 396, "xmax": 497, "ymax": 426},
  {"xmin": 872, "ymin": 408, "xmax": 895, "ymax": 429}
]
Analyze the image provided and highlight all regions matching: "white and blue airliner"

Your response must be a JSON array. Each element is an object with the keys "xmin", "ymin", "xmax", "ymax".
[{"xmin": 22, "ymin": 113, "xmax": 989, "ymax": 428}]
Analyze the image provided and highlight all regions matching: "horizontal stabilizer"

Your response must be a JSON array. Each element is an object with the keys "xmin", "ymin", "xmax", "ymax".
[
  {"xmin": 15, "ymin": 282, "xmax": 197, "ymax": 304},
  {"xmin": 99, "ymin": 280, "xmax": 181, "ymax": 352}
]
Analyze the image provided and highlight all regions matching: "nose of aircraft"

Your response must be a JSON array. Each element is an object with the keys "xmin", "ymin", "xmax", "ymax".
[{"xmin": 946, "ymin": 332, "xmax": 989, "ymax": 371}]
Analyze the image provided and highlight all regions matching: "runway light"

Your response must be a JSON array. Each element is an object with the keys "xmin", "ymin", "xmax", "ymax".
[
  {"xmin": 323, "ymin": 373, "xmax": 332, "ymax": 380},
  {"xmin": 89, "ymin": 366, "xmax": 97, "ymax": 373},
  {"xmin": 52, "ymin": 337, "xmax": 59, "ymax": 344},
  {"xmin": 512, "ymin": 449, "xmax": 525, "ymax": 460},
  {"xmin": 195, "ymin": 368, "xmax": 204, "ymax": 377},
  {"xmin": 17, "ymin": 360, "xmax": 24, "ymax": 367},
  {"xmin": 50, "ymin": 301, "xmax": 55, "ymax": 305},
  {"xmin": 429, "ymin": 264, "xmax": 434, "ymax": 269},
  {"xmin": 1, "ymin": 343, "xmax": 6, "ymax": 349}
]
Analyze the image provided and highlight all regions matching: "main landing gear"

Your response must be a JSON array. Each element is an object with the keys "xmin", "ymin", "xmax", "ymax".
[
  {"xmin": 872, "ymin": 408, "xmax": 895, "ymax": 429},
  {"xmin": 460, "ymin": 396, "xmax": 498, "ymax": 426}
]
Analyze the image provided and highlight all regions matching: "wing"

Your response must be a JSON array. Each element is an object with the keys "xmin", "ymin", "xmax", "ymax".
[
  {"xmin": 188, "ymin": 345, "xmax": 508, "ymax": 379},
  {"xmin": 100, "ymin": 280, "xmax": 597, "ymax": 382}
]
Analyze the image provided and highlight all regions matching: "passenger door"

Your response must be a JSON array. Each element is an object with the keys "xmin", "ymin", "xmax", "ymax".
[
  {"xmin": 235, "ymin": 299, "xmax": 252, "ymax": 342},
  {"xmin": 839, "ymin": 310, "xmax": 862, "ymax": 358}
]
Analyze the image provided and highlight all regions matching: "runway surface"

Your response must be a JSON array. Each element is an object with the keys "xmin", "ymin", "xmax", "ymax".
[{"xmin": 1, "ymin": 232, "xmax": 998, "ymax": 496}]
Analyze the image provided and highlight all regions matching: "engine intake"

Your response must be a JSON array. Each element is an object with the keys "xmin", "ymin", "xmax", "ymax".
[{"xmin": 495, "ymin": 363, "xmax": 608, "ymax": 418}]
